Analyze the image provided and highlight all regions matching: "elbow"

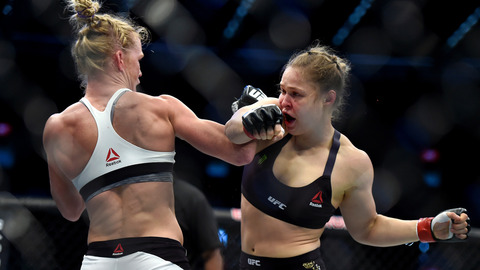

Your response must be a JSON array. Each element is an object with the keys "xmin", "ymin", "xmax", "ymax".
[
  {"xmin": 60, "ymin": 208, "xmax": 84, "ymax": 222},
  {"xmin": 349, "ymin": 227, "xmax": 390, "ymax": 248},
  {"xmin": 234, "ymin": 156, "xmax": 254, "ymax": 166},
  {"xmin": 231, "ymin": 154, "xmax": 254, "ymax": 166},
  {"xmin": 56, "ymin": 200, "xmax": 85, "ymax": 222},
  {"xmin": 347, "ymin": 218, "xmax": 382, "ymax": 247},
  {"xmin": 350, "ymin": 232, "xmax": 372, "ymax": 246},
  {"xmin": 50, "ymin": 185, "xmax": 86, "ymax": 222},
  {"xmin": 62, "ymin": 213, "xmax": 81, "ymax": 222},
  {"xmin": 230, "ymin": 144, "xmax": 256, "ymax": 166}
]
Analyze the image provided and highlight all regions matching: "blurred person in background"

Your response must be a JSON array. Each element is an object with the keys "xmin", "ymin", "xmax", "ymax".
[
  {"xmin": 173, "ymin": 178, "xmax": 224, "ymax": 270},
  {"xmin": 226, "ymin": 43, "xmax": 471, "ymax": 269},
  {"xmin": 42, "ymin": 0, "xmax": 254, "ymax": 269}
]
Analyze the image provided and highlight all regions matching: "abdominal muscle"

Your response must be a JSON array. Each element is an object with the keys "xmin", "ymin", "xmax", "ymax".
[
  {"xmin": 85, "ymin": 181, "xmax": 183, "ymax": 245},
  {"xmin": 241, "ymin": 195, "xmax": 324, "ymax": 258}
]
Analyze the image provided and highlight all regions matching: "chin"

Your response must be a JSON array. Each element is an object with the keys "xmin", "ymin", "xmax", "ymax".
[
  {"xmin": 283, "ymin": 125, "xmax": 295, "ymax": 135},
  {"xmin": 284, "ymin": 120, "xmax": 295, "ymax": 130}
]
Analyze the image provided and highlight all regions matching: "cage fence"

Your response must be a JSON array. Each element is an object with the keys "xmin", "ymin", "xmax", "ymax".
[{"xmin": 0, "ymin": 194, "xmax": 478, "ymax": 270}]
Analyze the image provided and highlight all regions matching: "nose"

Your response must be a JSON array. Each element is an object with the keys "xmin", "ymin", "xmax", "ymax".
[{"xmin": 279, "ymin": 94, "xmax": 290, "ymax": 110}]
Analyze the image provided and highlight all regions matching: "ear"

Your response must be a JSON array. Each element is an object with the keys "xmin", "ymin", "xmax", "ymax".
[
  {"xmin": 113, "ymin": 50, "xmax": 125, "ymax": 71},
  {"xmin": 324, "ymin": 90, "xmax": 336, "ymax": 104}
]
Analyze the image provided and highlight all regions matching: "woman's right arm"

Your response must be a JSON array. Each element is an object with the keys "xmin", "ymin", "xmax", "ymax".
[{"xmin": 161, "ymin": 95, "xmax": 256, "ymax": 166}]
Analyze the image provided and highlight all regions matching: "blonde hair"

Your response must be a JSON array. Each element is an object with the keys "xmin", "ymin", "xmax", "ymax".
[
  {"xmin": 66, "ymin": 0, "xmax": 150, "ymax": 84},
  {"xmin": 283, "ymin": 42, "xmax": 351, "ymax": 121}
]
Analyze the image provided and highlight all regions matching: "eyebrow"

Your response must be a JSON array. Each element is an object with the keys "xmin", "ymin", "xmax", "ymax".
[{"xmin": 280, "ymin": 83, "xmax": 304, "ymax": 93}]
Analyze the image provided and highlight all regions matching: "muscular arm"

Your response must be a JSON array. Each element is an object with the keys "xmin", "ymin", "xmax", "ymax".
[
  {"xmin": 339, "ymin": 149, "xmax": 418, "ymax": 247},
  {"xmin": 339, "ymin": 145, "xmax": 470, "ymax": 246},
  {"xmin": 163, "ymin": 95, "xmax": 256, "ymax": 166},
  {"xmin": 43, "ymin": 115, "xmax": 85, "ymax": 221}
]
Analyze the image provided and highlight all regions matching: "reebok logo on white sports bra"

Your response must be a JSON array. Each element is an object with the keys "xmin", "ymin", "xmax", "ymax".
[
  {"xmin": 106, "ymin": 148, "xmax": 120, "ymax": 162},
  {"xmin": 106, "ymin": 148, "xmax": 122, "ymax": 166}
]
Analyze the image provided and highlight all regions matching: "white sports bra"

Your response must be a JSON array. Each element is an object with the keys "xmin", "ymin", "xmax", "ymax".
[{"xmin": 72, "ymin": 88, "xmax": 176, "ymax": 202}]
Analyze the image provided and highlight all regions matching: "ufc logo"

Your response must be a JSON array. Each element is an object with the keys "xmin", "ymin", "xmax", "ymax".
[
  {"xmin": 268, "ymin": 196, "xmax": 286, "ymax": 210},
  {"xmin": 248, "ymin": 89, "xmax": 266, "ymax": 99},
  {"xmin": 248, "ymin": 258, "xmax": 261, "ymax": 266}
]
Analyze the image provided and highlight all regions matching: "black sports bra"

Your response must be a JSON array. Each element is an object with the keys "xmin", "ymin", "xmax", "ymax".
[{"xmin": 241, "ymin": 130, "xmax": 340, "ymax": 229}]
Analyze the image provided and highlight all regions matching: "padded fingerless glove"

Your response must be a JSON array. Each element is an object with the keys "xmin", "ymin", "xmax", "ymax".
[
  {"xmin": 417, "ymin": 207, "xmax": 471, "ymax": 243},
  {"xmin": 232, "ymin": 85, "xmax": 267, "ymax": 114},
  {"xmin": 242, "ymin": 104, "xmax": 283, "ymax": 139}
]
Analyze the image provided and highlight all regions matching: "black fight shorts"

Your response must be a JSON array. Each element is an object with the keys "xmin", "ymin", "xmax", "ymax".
[
  {"xmin": 84, "ymin": 237, "xmax": 190, "ymax": 270},
  {"xmin": 239, "ymin": 248, "xmax": 326, "ymax": 270}
]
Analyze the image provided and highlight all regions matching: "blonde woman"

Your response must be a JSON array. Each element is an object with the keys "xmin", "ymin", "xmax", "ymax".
[{"xmin": 43, "ymin": 1, "xmax": 254, "ymax": 269}]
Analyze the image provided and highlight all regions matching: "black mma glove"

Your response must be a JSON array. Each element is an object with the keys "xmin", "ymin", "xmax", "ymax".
[
  {"xmin": 242, "ymin": 104, "xmax": 283, "ymax": 139},
  {"xmin": 417, "ymin": 207, "xmax": 471, "ymax": 243},
  {"xmin": 232, "ymin": 85, "xmax": 267, "ymax": 113}
]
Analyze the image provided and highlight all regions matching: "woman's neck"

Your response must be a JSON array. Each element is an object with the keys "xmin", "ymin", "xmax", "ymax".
[{"xmin": 292, "ymin": 124, "xmax": 335, "ymax": 152}]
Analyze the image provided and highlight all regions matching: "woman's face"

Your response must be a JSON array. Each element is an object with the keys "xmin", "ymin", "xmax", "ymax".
[{"xmin": 279, "ymin": 66, "xmax": 323, "ymax": 134}]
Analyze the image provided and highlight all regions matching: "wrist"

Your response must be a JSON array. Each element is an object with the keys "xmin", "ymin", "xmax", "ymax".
[{"xmin": 417, "ymin": 217, "xmax": 435, "ymax": 243}]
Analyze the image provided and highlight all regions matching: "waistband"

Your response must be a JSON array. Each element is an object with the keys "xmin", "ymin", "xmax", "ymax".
[
  {"xmin": 240, "ymin": 248, "xmax": 325, "ymax": 269},
  {"xmin": 87, "ymin": 237, "xmax": 185, "ymax": 258}
]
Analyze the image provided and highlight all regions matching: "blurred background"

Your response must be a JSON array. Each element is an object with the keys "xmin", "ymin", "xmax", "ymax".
[{"xmin": 0, "ymin": 0, "xmax": 479, "ymax": 269}]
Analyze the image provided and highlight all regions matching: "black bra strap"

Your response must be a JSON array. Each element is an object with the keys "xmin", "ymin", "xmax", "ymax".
[{"xmin": 323, "ymin": 129, "xmax": 341, "ymax": 177}]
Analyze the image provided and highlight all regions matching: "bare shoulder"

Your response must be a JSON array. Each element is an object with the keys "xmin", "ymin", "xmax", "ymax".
[
  {"xmin": 157, "ymin": 94, "xmax": 197, "ymax": 116},
  {"xmin": 42, "ymin": 102, "xmax": 96, "ymax": 173},
  {"xmin": 117, "ymin": 92, "xmax": 179, "ymax": 120},
  {"xmin": 44, "ymin": 103, "xmax": 85, "ymax": 140},
  {"xmin": 134, "ymin": 93, "xmax": 185, "ymax": 111},
  {"xmin": 124, "ymin": 91, "xmax": 171, "ymax": 105},
  {"xmin": 339, "ymin": 135, "xmax": 371, "ymax": 166},
  {"xmin": 336, "ymin": 134, "xmax": 373, "ymax": 186},
  {"xmin": 156, "ymin": 94, "xmax": 187, "ymax": 108},
  {"xmin": 121, "ymin": 93, "xmax": 196, "ymax": 136},
  {"xmin": 157, "ymin": 94, "xmax": 179, "ymax": 101}
]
